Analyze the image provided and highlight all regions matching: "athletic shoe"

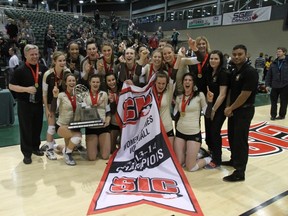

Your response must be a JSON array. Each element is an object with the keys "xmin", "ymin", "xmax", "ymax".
[
  {"xmin": 46, "ymin": 148, "xmax": 57, "ymax": 160},
  {"xmin": 75, "ymin": 145, "xmax": 86, "ymax": 154},
  {"xmin": 40, "ymin": 144, "xmax": 49, "ymax": 151},
  {"xmin": 32, "ymin": 150, "xmax": 44, "ymax": 156},
  {"xmin": 198, "ymin": 147, "xmax": 210, "ymax": 159},
  {"xmin": 205, "ymin": 161, "xmax": 220, "ymax": 169},
  {"xmin": 63, "ymin": 152, "xmax": 76, "ymax": 166}
]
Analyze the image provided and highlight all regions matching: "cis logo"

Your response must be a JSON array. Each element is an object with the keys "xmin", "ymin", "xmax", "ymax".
[
  {"xmin": 122, "ymin": 92, "xmax": 152, "ymax": 126},
  {"xmin": 109, "ymin": 176, "xmax": 181, "ymax": 199}
]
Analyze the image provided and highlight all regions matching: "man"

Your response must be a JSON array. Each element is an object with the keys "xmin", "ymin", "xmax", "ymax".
[
  {"xmin": 254, "ymin": 52, "xmax": 265, "ymax": 83},
  {"xmin": 8, "ymin": 47, "xmax": 19, "ymax": 81},
  {"xmin": 171, "ymin": 28, "xmax": 180, "ymax": 52},
  {"xmin": 9, "ymin": 44, "xmax": 47, "ymax": 164},
  {"xmin": 223, "ymin": 44, "xmax": 258, "ymax": 182},
  {"xmin": 265, "ymin": 47, "xmax": 288, "ymax": 120}
]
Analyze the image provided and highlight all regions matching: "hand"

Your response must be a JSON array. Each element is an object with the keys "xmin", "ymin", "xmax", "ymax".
[
  {"xmin": 97, "ymin": 62, "xmax": 104, "ymax": 73},
  {"xmin": 108, "ymin": 92, "xmax": 115, "ymax": 103},
  {"xmin": 104, "ymin": 116, "xmax": 111, "ymax": 127},
  {"xmin": 84, "ymin": 62, "xmax": 93, "ymax": 73},
  {"xmin": 177, "ymin": 47, "xmax": 186, "ymax": 57},
  {"xmin": 187, "ymin": 34, "xmax": 198, "ymax": 51},
  {"xmin": 118, "ymin": 55, "xmax": 126, "ymax": 63},
  {"xmin": 52, "ymin": 85, "xmax": 59, "ymax": 97},
  {"xmin": 265, "ymin": 86, "xmax": 271, "ymax": 94},
  {"xmin": 27, "ymin": 86, "xmax": 36, "ymax": 94},
  {"xmin": 224, "ymin": 106, "xmax": 233, "ymax": 117},
  {"xmin": 206, "ymin": 86, "xmax": 214, "ymax": 102},
  {"xmin": 124, "ymin": 79, "xmax": 134, "ymax": 85}
]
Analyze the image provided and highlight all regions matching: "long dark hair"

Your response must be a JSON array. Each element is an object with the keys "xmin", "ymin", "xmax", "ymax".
[
  {"xmin": 208, "ymin": 50, "xmax": 225, "ymax": 75},
  {"xmin": 182, "ymin": 73, "xmax": 199, "ymax": 99}
]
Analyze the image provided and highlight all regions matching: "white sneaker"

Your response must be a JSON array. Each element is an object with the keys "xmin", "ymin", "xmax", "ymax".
[
  {"xmin": 63, "ymin": 152, "xmax": 76, "ymax": 166},
  {"xmin": 40, "ymin": 144, "xmax": 49, "ymax": 151},
  {"xmin": 46, "ymin": 148, "xmax": 57, "ymax": 160}
]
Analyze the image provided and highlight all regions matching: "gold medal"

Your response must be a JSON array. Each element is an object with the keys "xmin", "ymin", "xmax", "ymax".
[
  {"xmin": 180, "ymin": 112, "xmax": 185, "ymax": 117},
  {"xmin": 198, "ymin": 74, "xmax": 202, "ymax": 78},
  {"xmin": 35, "ymin": 83, "xmax": 39, "ymax": 88}
]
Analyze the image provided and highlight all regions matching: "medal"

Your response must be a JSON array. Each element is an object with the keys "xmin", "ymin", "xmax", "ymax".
[
  {"xmin": 198, "ymin": 74, "xmax": 202, "ymax": 78},
  {"xmin": 180, "ymin": 112, "xmax": 185, "ymax": 117},
  {"xmin": 35, "ymin": 83, "xmax": 39, "ymax": 88}
]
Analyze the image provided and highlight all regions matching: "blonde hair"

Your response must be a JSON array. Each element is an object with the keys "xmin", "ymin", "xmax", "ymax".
[
  {"xmin": 50, "ymin": 51, "xmax": 66, "ymax": 68},
  {"xmin": 195, "ymin": 36, "xmax": 211, "ymax": 53}
]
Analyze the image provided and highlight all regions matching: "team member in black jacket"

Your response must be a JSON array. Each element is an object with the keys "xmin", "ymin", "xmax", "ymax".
[
  {"xmin": 223, "ymin": 45, "xmax": 258, "ymax": 182},
  {"xmin": 9, "ymin": 44, "xmax": 47, "ymax": 164}
]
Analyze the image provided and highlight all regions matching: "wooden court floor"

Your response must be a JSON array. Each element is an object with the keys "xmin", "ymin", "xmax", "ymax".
[{"xmin": 0, "ymin": 105, "xmax": 287, "ymax": 216}]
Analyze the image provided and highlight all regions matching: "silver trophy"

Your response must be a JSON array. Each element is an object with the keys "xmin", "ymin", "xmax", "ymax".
[{"xmin": 68, "ymin": 84, "xmax": 104, "ymax": 129}]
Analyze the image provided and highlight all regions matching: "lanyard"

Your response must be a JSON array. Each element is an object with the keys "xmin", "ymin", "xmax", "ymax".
[
  {"xmin": 90, "ymin": 90, "xmax": 98, "ymax": 106},
  {"xmin": 66, "ymin": 90, "xmax": 76, "ymax": 112},
  {"xmin": 108, "ymin": 89, "xmax": 119, "ymax": 103},
  {"xmin": 103, "ymin": 58, "xmax": 113, "ymax": 73},
  {"xmin": 26, "ymin": 62, "xmax": 39, "ymax": 88},
  {"xmin": 197, "ymin": 54, "xmax": 209, "ymax": 78}
]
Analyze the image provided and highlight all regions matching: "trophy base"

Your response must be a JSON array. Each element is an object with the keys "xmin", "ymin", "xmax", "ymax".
[{"xmin": 68, "ymin": 119, "xmax": 104, "ymax": 129}]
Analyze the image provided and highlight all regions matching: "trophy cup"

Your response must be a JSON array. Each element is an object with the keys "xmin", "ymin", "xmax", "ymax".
[{"xmin": 68, "ymin": 84, "xmax": 104, "ymax": 129}]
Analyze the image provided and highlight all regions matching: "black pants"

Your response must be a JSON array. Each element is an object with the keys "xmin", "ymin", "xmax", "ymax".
[
  {"xmin": 227, "ymin": 106, "xmax": 254, "ymax": 175},
  {"xmin": 205, "ymin": 107, "xmax": 226, "ymax": 165},
  {"xmin": 270, "ymin": 85, "xmax": 288, "ymax": 118},
  {"xmin": 17, "ymin": 100, "xmax": 43, "ymax": 158}
]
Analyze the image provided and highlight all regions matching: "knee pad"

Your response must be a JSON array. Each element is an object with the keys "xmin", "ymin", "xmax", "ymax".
[
  {"xmin": 70, "ymin": 136, "xmax": 82, "ymax": 145},
  {"xmin": 47, "ymin": 126, "xmax": 55, "ymax": 135},
  {"xmin": 189, "ymin": 164, "xmax": 199, "ymax": 172}
]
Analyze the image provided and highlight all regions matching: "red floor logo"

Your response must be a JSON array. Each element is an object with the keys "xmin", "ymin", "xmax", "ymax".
[{"xmin": 221, "ymin": 122, "xmax": 288, "ymax": 156}]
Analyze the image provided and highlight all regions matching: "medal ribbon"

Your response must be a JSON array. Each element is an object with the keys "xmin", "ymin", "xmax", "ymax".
[
  {"xmin": 197, "ymin": 54, "xmax": 209, "ymax": 77},
  {"xmin": 125, "ymin": 64, "xmax": 136, "ymax": 80},
  {"xmin": 66, "ymin": 91, "xmax": 76, "ymax": 112},
  {"xmin": 148, "ymin": 64, "xmax": 155, "ymax": 81},
  {"xmin": 90, "ymin": 90, "xmax": 99, "ymax": 106},
  {"xmin": 103, "ymin": 58, "xmax": 113, "ymax": 73},
  {"xmin": 153, "ymin": 86, "xmax": 163, "ymax": 108},
  {"xmin": 167, "ymin": 59, "xmax": 176, "ymax": 77},
  {"xmin": 181, "ymin": 93, "xmax": 193, "ymax": 113},
  {"xmin": 54, "ymin": 68, "xmax": 62, "ymax": 86},
  {"xmin": 25, "ymin": 62, "xmax": 39, "ymax": 87},
  {"xmin": 109, "ymin": 89, "xmax": 119, "ymax": 103}
]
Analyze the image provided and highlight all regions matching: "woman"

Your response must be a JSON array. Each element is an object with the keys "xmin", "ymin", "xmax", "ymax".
[
  {"xmin": 42, "ymin": 51, "xmax": 70, "ymax": 160},
  {"xmin": 173, "ymin": 73, "xmax": 213, "ymax": 171},
  {"xmin": 153, "ymin": 72, "xmax": 175, "ymax": 145},
  {"xmin": 66, "ymin": 41, "xmax": 84, "ymax": 81},
  {"xmin": 96, "ymin": 41, "xmax": 116, "ymax": 90},
  {"xmin": 136, "ymin": 48, "xmax": 164, "ymax": 85},
  {"xmin": 118, "ymin": 47, "xmax": 141, "ymax": 87},
  {"xmin": 52, "ymin": 73, "xmax": 82, "ymax": 166},
  {"xmin": 204, "ymin": 50, "xmax": 229, "ymax": 169},
  {"xmin": 85, "ymin": 74, "xmax": 111, "ymax": 160},
  {"xmin": 105, "ymin": 72, "xmax": 121, "ymax": 153}
]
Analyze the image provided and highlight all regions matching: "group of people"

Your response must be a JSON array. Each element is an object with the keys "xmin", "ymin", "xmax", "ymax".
[{"xmin": 12, "ymin": 30, "xmax": 288, "ymax": 183}]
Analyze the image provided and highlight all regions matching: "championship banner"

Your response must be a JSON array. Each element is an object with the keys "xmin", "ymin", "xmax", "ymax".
[
  {"xmin": 187, "ymin": 15, "xmax": 222, "ymax": 29},
  {"xmin": 87, "ymin": 79, "xmax": 203, "ymax": 215},
  {"xmin": 223, "ymin": 6, "xmax": 271, "ymax": 25}
]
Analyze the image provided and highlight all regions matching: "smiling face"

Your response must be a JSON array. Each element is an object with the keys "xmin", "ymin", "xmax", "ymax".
[
  {"xmin": 196, "ymin": 39, "xmax": 207, "ymax": 54},
  {"xmin": 125, "ymin": 48, "xmax": 136, "ymax": 64},
  {"xmin": 101, "ymin": 45, "xmax": 113, "ymax": 61},
  {"xmin": 106, "ymin": 74, "xmax": 117, "ymax": 90},
  {"xmin": 232, "ymin": 48, "xmax": 247, "ymax": 67},
  {"xmin": 25, "ymin": 47, "xmax": 39, "ymax": 65},
  {"xmin": 65, "ymin": 75, "xmax": 76, "ymax": 92},
  {"xmin": 151, "ymin": 51, "xmax": 163, "ymax": 67},
  {"xmin": 155, "ymin": 77, "xmax": 167, "ymax": 93},
  {"xmin": 162, "ymin": 46, "xmax": 174, "ymax": 64},
  {"xmin": 89, "ymin": 76, "xmax": 101, "ymax": 92},
  {"xmin": 209, "ymin": 53, "xmax": 220, "ymax": 71},
  {"xmin": 87, "ymin": 43, "xmax": 98, "ymax": 61},
  {"xmin": 54, "ymin": 54, "xmax": 66, "ymax": 71},
  {"xmin": 182, "ymin": 74, "xmax": 194, "ymax": 94},
  {"xmin": 68, "ymin": 43, "xmax": 79, "ymax": 60}
]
